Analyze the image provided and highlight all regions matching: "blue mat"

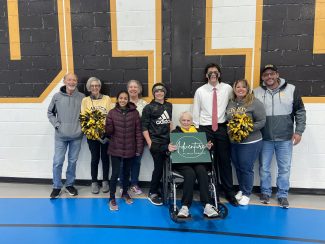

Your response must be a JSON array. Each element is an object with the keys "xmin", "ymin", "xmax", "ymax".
[{"xmin": 0, "ymin": 198, "xmax": 324, "ymax": 243}]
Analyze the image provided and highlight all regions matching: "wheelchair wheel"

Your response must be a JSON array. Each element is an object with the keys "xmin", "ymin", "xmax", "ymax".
[{"xmin": 216, "ymin": 202, "xmax": 228, "ymax": 219}]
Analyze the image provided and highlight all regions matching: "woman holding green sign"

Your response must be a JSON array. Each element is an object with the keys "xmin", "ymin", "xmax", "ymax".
[{"xmin": 168, "ymin": 111, "xmax": 218, "ymax": 218}]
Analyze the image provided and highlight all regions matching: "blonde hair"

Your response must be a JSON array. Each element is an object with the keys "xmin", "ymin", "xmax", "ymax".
[{"xmin": 232, "ymin": 79, "xmax": 255, "ymax": 107}]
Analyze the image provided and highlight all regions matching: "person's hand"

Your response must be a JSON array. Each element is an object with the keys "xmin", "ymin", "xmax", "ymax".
[
  {"xmin": 147, "ymin": 141, "xmax": 152, "ymax": 149},
  {"xmin": 168, "ymin": 143, "xmax": 177, "ymax": 152},
  {"xmin": 292, "ymin": 133, "xmax": 302, "ymax": 145},
  {"xmin": 206, "ymin": 140, "xmax": 213, "ymax": 150},
  {"xmin": 98, "ymin": 137, "xmax": 109, "ymax": 144}
]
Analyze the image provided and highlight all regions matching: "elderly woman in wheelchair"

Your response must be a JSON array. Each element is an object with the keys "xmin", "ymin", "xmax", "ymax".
[{"xmin": 168, "ymin": 111, "xmax": 219, "ymax": 218}]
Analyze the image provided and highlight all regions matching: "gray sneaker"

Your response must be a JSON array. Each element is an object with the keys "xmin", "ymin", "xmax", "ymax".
[
  {"xmin": 102, "ymin": 181, "xmax": 109, "ymax": 193},
  {"xmin": 91, "ymin": 182, "xmax": 99, "ymax": 194},
  {"xmin": 278, "ymin": 197, "xmax": 289, "ymax": 209},
  {"xmin": 260, "ymin": 194, "xmax": 270, "ymax": 204}
]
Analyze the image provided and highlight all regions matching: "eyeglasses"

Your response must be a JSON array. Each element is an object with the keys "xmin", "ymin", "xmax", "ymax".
[
  {"xmin": 90, "ymin": 84, "xmax": 100, "ymax": 88},
  {"xmin": 207, "ymin": 71, "xmax": 219, "ymax": 76},
  {"xmin": 262, "ymin": 71, "xmax": 276, "ymax": 78}
]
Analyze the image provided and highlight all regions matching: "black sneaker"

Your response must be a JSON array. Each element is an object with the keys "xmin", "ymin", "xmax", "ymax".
[
  {"xmin": 225, "ymin": 195, "xmax": 239, "ymax": 207},
  {"xmin": 65, "ymin": 186, "xmax": 78, "ymax": 196},
  {"xmin": 147, "ymin": 193, "xmax": 163, "ymax": 206},
  {"xmin": 50, "ymin": 188, "xmax": 61, "ymax": 199},
  {"xmin": 260, "ymin": 194, "xmax": 270, "ymax": 204},
  {"xmin": 278, "ymin": 197, "xmax": 289, "ymax": 209}
]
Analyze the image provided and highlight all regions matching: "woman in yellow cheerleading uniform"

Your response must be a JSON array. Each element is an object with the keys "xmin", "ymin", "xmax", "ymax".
[
  {"xmin": 81, "ymin": 77, "xmax": 112, "ymax": 194},
  {"xmin": 226, "ymin": 79, "xmax": 266, "ymax": 206}
]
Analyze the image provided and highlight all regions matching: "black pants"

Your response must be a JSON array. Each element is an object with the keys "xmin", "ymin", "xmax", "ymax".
[
  {"xmin": 110, "ymin": 156, "xmax": 133, "ymax": 198},
  {"xmin": 149, "ymin": 142, "xmax": 168, "ymax": 194},
  {"xmin": 87, "ymin": 139, "xmax": 110, "ymax": 182},
  {"xmin": 174, "ymin": 163, "xmax": 210, "ymax": 207},
  {"xmin": 199, "ymin": 124, "xmax": 235, "ymax": 197}
]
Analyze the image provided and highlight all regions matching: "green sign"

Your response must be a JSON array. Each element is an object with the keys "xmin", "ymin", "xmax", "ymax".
[{"xmin": 170, "ymin": 132, "xmax": 211, "ymax": 164}]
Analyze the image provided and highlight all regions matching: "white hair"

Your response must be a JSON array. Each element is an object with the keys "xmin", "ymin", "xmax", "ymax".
[{"xmin": 86, "ymin": 77, "xmax": 101, "ymax": 92}]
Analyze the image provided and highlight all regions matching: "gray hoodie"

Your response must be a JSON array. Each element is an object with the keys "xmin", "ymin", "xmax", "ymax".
[
  {"xmin": 226, "ymin": 98, "xmax": 266, "ymax": 143},
  {"xmin": 48, "ymin": 86, "xmax": 85, "ymax": 140},
  {"xmin": 254, "ymin": 78, "xmax": 306, "ymax": 141}
]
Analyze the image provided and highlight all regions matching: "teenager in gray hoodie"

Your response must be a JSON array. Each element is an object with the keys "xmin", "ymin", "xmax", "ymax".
[
  {"xmin": 226, "ymin": 79, "xmax": 266, "ymax": 206},
  {"xmin": 47, "ymin": 73, "xmax": 85, "ymax": 199}
]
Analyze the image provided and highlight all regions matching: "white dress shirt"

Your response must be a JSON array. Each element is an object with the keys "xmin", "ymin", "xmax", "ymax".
[{"xmin": 193, "ymin": 82, "xmax": 233, "ymax": 128}]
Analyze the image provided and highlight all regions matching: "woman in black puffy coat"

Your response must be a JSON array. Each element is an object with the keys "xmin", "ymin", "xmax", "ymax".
[{"xmin": 105, "ymin": 90, "xmax": 144, "ymax": 211}]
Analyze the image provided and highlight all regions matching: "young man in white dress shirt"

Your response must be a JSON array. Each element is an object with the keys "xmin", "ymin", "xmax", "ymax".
[{"xmin": 193, "ymin": 63, "xmax": 238, "ymax": 206}]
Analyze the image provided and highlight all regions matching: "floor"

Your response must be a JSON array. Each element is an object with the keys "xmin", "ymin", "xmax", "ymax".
[{"xmin": 0, "ymin": 183, "xmax": 324, "ymax": 244}]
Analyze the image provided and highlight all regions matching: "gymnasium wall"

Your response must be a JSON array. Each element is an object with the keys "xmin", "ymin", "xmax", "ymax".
[{"xmin": 0, "ymin": 0, "xmax": 324, "ymax": 189}]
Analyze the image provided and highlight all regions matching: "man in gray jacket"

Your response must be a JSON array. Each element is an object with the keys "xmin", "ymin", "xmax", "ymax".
[
  {"xmin": 254, "ymin": 64, "xmax": 306, "ymax": 208},
  {"xmin": 48, "ymin": 73, "xmax": 85, "ymax": 198}
]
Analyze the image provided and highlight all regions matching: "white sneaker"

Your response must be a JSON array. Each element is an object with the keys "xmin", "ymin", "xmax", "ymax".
[
  {"xmin": 177, "ymin": 205, "xmax": 190, "ymax": 218},
  {"xmin": 238, "ymin": 195, "xmax": 250, "ymax": 206},
  {"xmin": 204, "ymin": 204, "xmax": 218, "ymax": 218},
  {"xmin": 235, "ymin": 191, "xmax": 243, "ymax": 201}
]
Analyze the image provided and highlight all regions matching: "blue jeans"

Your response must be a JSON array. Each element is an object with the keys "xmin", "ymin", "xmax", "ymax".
[
  {"xmin": 120, "ymin": 155, "xmax": 142, "ymax": 186},
  {"xmin": 52, "ymin": 138, "xmax": 82, "ymax": 189},
  {"xmin": 231, "ymin": 140, "xmax": 262, "ymax": 197},
  {"xmin": 259, "ymin": 140, "xmax": 293, "ymax": 198}
]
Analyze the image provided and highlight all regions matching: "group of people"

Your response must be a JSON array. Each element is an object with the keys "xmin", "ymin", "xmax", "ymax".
[{"xmin": 47, "ymin": 62, "xmax": 306, "ymax": 215}]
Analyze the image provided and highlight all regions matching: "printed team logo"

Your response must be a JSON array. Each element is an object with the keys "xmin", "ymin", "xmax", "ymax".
[
  {"xmin": 227, "ymin": 106, "xmax": 248, "ymax": 117},
  {"xmin": 156, "ymin": 110, "xmax": 171, "ymax": 124}
]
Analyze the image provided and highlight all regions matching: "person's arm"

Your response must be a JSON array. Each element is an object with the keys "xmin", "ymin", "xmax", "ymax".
[
  {"xmin": 105, "ymin": 111, "xmax": 114, "ymax": 136},
  {"xmin": 192, "ymin": 90, "xmax": 201, "ymax": 128},
  {"xmin": 143, "ymin": 130, "xmax": 152, "ymax": 149},
  {"xmin": 106, "ymin": 96, "xmax": 113, "ymax": 112},
  {"xmin": 80, "ymin": 97, "xmax": 87, "ymax": 115},
  {"xmin": 135, "ymin": 111, "xmax": 144, "ymax": 155},
  {"xmin": 169, "ymin": 122, "xmax": 174, "ymax": 132},
  {"xmin": 47, "ymin": 95, "xmax": 60, "ymax": 129},
  {"xmin": 292, "ymin": 88, "xmax": 306, "ymax": 145},
  {"xmin": 141, "ymin": 104, "xmax": 152, "ymax": 148},
  {"xmin": 252, "ymin": 99, "xmax": 266, "ymax": 132},
  {"xmin": 169, "ymin": 103, "xmax": 173, "ymax": 131}
]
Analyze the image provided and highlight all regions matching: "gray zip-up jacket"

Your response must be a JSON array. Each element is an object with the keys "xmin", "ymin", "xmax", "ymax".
[
  {"xmin": 226, "ymin": 98, "xmax": 266, "ymax": 143},
  {"xmin": 47, "ymin": 86, "xmax": 85, "ymax": 140},
  {"xmin": 254, "ymin": 78, "xmax": 306, "ymax": 141}
]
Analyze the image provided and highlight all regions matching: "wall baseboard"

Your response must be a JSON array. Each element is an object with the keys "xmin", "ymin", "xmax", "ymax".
[{"xmin": 0, "ymin": 177, "xmax": 324, "ymax": 195}]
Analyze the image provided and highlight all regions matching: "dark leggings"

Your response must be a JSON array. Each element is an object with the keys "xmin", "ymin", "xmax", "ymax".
[
  {"xmin": 87, "ymin": 139, "xmax": 109, "ymax": 182},
  {"xmin": 110, "ymin": 156, "xmax": 133, "ymax": 198}
]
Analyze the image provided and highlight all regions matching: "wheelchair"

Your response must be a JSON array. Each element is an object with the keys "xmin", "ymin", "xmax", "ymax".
[{"xmin": 162, "ymin": 151, "xmax": 228, "ymax": 222}]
